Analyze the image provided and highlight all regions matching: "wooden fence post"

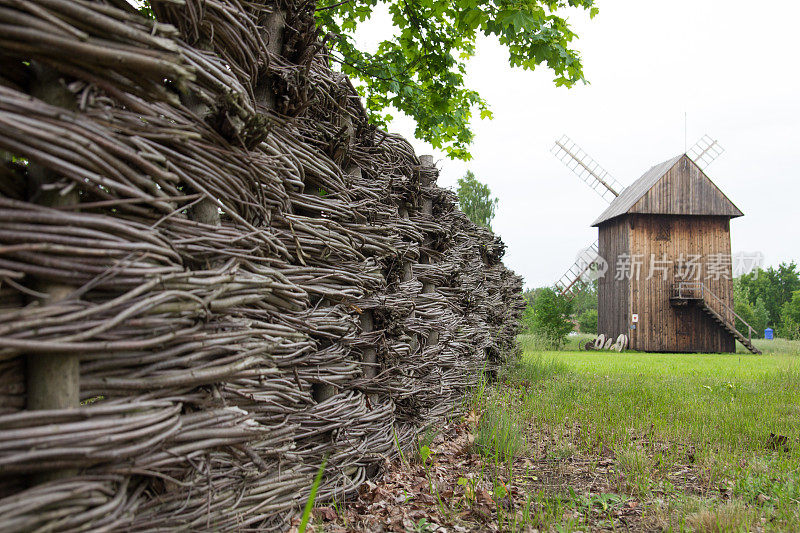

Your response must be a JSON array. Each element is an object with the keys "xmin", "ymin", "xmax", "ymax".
[
  {"xmin": 398, "ymin": 206, "xmax": 420, "ymax": 356},
  {"xmin": 347, "ymin": 166, "xmax": 379, "ymax": 401},
  {"xmin": 254, "ymin": 7, "xmax": 285, "ymax": 112},
  {"xmin": 311, "ymin": 296, "xmax": 338, "ymax": 403},
  {"xmin": 25, "ymin": 65, "xmax": 81, "ymax": 482},
  {"xmin": 419, "ymin": 155, "xmax": 440, "ymax": 347}
]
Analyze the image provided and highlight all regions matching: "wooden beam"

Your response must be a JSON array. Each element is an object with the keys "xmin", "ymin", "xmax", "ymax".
[{"xmin": 26, "ymin": 64, "xmax": 81, "ymax": 483}]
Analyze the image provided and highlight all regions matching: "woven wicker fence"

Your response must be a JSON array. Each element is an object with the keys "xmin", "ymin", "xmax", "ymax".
[{"xmin": 0, "ymin": 0, "xmax": 525, "ymax": 530}]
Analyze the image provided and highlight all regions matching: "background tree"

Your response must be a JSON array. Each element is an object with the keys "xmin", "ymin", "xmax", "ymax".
[
  {"xmin": 780, "ymin": 290, "xmax": 800, "ymax": 340},
  {"xmin": 571, "ymin": 279, "xmax": 597, "ymax": 316},
  {"xmin": 733, "ymin": 277, "xmax": 756, "ymax": 336},
  {"xmin": 752, "ymin": 297, "xmax": 769, "ymax": 337},
  {"xmin": 577, "ymin": 308, "xmax": 597, "ymax": 334},
  {"xmin": 568, "ymin": 279, "xmax": 597, "ymax": 334},
  {"xmin": 734, "ymin": 301, "xmax": 756, "ymax": 338},
  {"xmin": 316, "ymin": 0, "xmax": 597, "ymax": 159},
  {"xmin": 736, "ymin": 262, "xmax": 800, "ymax": 336},
  {"xmin": 456, "ymin": 170, "xmax": 498, "ymax": 229}
]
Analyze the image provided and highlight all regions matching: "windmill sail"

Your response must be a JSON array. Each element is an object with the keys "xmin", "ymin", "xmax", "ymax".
[
  {"xmin": 687, "ymin": 135, "xmax": 724, "ymax": 170},
  {"xmin": 551, "ymin": 135, "xmax": 625, "ymax": 204},
  {"xmin": 555, "ymin": 241, "xmax": 601, "ymax": 300}
]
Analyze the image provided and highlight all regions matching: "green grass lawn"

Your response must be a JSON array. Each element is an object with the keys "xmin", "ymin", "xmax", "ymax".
[
  {"xmin": 474, "ymin": 348, "xmax": 800, "ymax": 531},
  {"xmin": 325, "ymin": 345, "xmax": 800, "ymax": 532}
]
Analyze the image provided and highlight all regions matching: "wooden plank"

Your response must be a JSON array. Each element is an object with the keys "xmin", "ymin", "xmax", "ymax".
[
  {"xmin": 629, "ymin": 156, "xmax": 743, "ymax": 218},
  {"xmin": 598, "ymin": 217, "xmax": 630, "ymax": 344}
]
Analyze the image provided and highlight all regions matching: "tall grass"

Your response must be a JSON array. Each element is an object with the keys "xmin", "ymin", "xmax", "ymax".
[
  {"xmin": 517, "ymin": 332, "xmax": 596, "ymax": 352},
  {"xmin": 298, "ymin": 457, "xmax": 327, "ymax": 533},
  {"xmin": 471, "ymin": 357, "xmax": 572, "ymax": 472},
  {"xmin": 500, "ymin": 354, "xmax": 571, "ymax": 385},
  {"xmin": 739, "ymin": 336, "xmax": 800, "ymax": 355},
  {"xmin": 474, "ymin": 395, "xmax": 527, "ymax": 463},
  {"xmin": 515, "ymin": 333, "xmax": 563, "ymax": 352}
]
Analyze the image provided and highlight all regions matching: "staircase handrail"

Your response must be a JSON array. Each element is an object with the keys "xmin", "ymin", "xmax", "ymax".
[
  {"xmin": 671, "ymin": 280, "xmax": 703, "ymax": 300},
  {"xmin": 672, "ymin": 280, "xmax": 756, "ymax": 343}
]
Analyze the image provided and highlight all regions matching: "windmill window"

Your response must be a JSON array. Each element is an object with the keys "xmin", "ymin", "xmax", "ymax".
[{"xmin": 656, "ymin": 220, "xmax": 671, "ymax": 241}]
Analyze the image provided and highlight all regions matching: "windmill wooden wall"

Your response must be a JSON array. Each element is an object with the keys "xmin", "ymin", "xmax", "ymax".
[
  {"xmin": 597, "ymin": 217, "xmax": 629, "ymax": 341},
  {"xmin": 594, "ymin": 155, "xmax": 742, "ymax": 353},
  {"xmin": 598, "ymin": 215, "xmax": 735, "ymax": 352}
]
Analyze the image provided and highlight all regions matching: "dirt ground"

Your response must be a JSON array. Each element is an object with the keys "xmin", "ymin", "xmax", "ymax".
[{"xmin": 298, "ymin": 414, "xmax": 711, "ymax": 532}]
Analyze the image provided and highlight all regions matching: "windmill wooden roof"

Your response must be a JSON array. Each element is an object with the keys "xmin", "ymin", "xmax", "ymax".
[{"xmin": 591, "ymin": 154, "xmax": 743, "ymax": 226}]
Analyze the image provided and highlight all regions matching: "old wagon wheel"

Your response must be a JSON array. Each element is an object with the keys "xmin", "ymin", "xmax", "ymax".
[
  {"xmin": 614, "ymin": 334, "xmax": 628, "ymax": 352},
  {"xmin": 594, "ymin": 334, "xmax": 606, "ymax": 349}
]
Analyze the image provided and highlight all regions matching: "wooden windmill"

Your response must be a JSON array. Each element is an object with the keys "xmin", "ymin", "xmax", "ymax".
[
  {"xmin": 552, "ymin": 134, "xmax": 722, "ymax": 298},
  {"xmin": 551, "ymin": 135, "xmax": 760, "ymax": 354}
]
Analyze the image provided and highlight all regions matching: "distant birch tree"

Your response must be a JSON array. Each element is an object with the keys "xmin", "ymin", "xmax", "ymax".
[{"xmin": 456, "ymin": 170, "xmax": 498, "ymax": 230}]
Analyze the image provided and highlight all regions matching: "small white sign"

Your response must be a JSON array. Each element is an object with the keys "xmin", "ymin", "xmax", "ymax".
[{"xmin": 632, "ymin": 313, "xmax": 639, "ymax": 323}]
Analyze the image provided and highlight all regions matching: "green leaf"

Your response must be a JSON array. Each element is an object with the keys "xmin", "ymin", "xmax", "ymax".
[
  {"xmin": 298, "ymin": 456, "xmax": 327, "ymax": 533},
  {"xmin": 460, "ymin": 8, "xmax": 483, "ymax": 30},
  {"xmin": 419, "ymin": 444, "xmax": 431, "ymax": 464},
  {"xmin": 496, "ymin": 10, "xmax": 536, "ymax": 32}
]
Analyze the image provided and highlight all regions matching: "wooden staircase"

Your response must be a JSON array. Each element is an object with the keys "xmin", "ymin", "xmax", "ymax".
[{"xmin": 670, "ymin": 281, "xmax": 762, "ymax": 355}]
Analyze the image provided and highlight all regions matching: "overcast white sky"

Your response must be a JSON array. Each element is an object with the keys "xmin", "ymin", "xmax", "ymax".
[{"xmin": 356, "ymin": 0, "xmax": 800, "ymax": 288}]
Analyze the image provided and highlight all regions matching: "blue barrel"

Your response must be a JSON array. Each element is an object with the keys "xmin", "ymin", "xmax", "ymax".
[{"xmin": 765, "ymin": 328, "xmax": 774, "ymax": 340}]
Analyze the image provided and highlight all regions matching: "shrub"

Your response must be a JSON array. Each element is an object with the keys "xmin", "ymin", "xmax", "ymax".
[{"xmin": 522, "ymin": 288, "xmax": 574, "ymax": 348}]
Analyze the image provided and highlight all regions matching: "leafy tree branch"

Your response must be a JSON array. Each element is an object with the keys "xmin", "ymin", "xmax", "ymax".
[{"xmin": 316, "ymin": 0, "xmax": 596, "ymax": 159}]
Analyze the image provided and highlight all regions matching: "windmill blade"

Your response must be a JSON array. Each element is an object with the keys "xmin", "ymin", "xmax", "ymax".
[
  {"xmin": 555, "ymin": 241, "xmax": 601, "ymax": 301},
  {"xmin": 687, "ymin": 135, "xmax": 724, "ymax": 170},
  {"xmin": 551, "ymin": 135, "xmax": 625, "ymax": 204}
]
